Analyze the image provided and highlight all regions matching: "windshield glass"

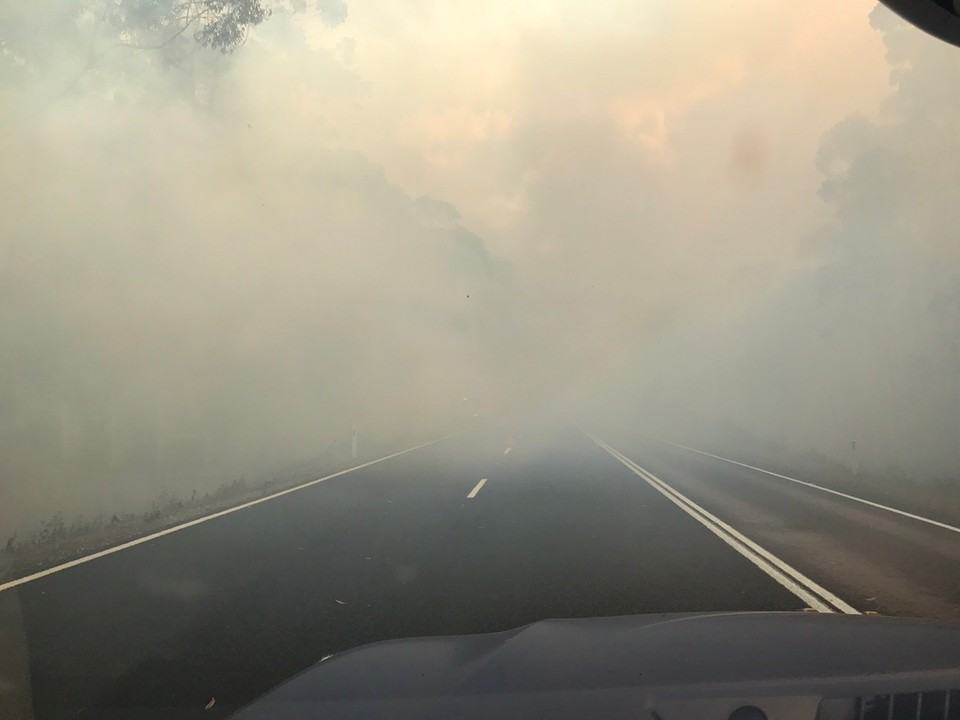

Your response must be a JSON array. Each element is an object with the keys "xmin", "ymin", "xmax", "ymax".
[{"xmin": 2, "ymin": 1, "xmax": 960, "ymax": 718}]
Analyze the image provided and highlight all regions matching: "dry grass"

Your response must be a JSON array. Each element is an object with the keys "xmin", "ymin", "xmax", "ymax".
[{"xmin": 0, "ymin": 453, "xmax": 357, "ymax": 585}]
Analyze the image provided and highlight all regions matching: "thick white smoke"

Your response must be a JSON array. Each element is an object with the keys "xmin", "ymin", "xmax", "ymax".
[
  {"xmin": 581, "ymin": 5, "xmax": 960, "ymax": 478},
  {"xmin": 3, "ymin": 1, "xmax": 960, "ymax": 541},
  {"xmin": 0, "ymin": 3, "xmax": 518, "ymax": 536}
]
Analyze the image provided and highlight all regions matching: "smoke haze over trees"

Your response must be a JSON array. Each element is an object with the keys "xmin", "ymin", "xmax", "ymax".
[{"xmin": 3, "ymin": 1, "xmax": 960, "ymax": 537}]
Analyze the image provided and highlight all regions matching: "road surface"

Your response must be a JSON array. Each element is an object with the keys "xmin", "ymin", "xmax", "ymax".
[{"xmin": 4, "ymin": 420, "xmax": 960, "ymax": 719}]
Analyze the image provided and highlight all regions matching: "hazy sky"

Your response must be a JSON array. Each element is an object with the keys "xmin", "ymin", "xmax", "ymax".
[
  {"xmin": 273, "ymin": 0, "xmax": 894, "ymax": 385},
  {"xmin": 3, "ymin": 0, "xmax": 960, "ymax": 534},
  {"xmin": 289, "ymin": 1, "xmax": 889, "ymax": 251}
]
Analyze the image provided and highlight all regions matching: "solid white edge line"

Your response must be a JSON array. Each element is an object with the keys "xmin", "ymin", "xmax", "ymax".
[
  {"xmin": 662, "ymin": 440, "xmax": 960, "ymax": 536},
  {"xmin": 467, "ymin": 478, "xmax": 488, "ymax": 499},
  {"xmin": 0, "ymin": 435, "xmax": 458, "ymax": 594},
  {"xmin": 583, "ymin": 430, "xmax": 858, "ymax": 615}
]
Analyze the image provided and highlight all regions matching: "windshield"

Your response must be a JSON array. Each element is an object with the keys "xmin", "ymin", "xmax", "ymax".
[{"xmin": 2, "ymin": 1, "xmax": 960, "ymax": 718}]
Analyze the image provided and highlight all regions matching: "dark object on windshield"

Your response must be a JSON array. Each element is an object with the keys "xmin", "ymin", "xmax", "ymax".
[
  {"xmin": 232, "ymin": 612, "xmax": 960, "ymax": 720},
  {"xmin": 880, "ymin": 0, "xmax": 960, "ymax": 47}
]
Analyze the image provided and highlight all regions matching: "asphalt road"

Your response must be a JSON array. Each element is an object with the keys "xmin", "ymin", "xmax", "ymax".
[
  {"xmin": 598, "ymin": 427, "xmax": 960, "ymax": 622},
  {"xmin": 4, "ymin": 420, "xmax": 960, "ymax": 719}
]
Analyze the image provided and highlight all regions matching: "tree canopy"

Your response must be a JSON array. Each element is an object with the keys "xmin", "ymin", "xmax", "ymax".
[
  {"xmin": 0, "ymin": 0, "xmax": 278, "ymax": 102},
  {"xmin": 111, "ymin": 0, "xmax": 272, "ymax": 53}
]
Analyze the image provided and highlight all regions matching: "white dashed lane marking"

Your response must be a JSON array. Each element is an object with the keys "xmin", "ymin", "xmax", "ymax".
[{"xmin": 467, "ymin": 479, "xmax": 488, "ymax": 499}]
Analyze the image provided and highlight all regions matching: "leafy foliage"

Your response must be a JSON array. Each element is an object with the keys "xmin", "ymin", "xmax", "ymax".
[
  {"xmin": 0, "ymin": 0, "xmax": 275, "ymax": 101},
  {"xmin": 194, "ymin": 0, "xmax": 271, "ymax": 51},
  {"xmin": 0, "ymin": 0, "xmax": 272, "ymax": 81},
  {"xmin": 109, "ymin": 0, "xmax": 271, "ymax": 53}
]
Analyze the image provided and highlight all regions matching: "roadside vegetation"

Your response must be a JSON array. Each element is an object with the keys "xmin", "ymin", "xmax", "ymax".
[{"xmin": 1, "ymin": 448, "xmax": 361, "ymax": 583}]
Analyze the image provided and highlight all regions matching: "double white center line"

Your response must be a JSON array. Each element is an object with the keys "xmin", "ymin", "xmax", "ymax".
[
  {"xmin": 467, "ymin": 478, "xmax": 487, "ymax": 499},
  {"xmin": 584, "ymin": 430, "xmax": 858, "ymax": 615}
]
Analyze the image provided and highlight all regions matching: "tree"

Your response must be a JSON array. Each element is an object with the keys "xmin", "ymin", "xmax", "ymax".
[
  {"xmin": 0, "ymin": 0, "xmax": 272, "ymax": 101},
  {"xmin": 110, "ymin": 0, "xmax": 271, "ymax": 54}
]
